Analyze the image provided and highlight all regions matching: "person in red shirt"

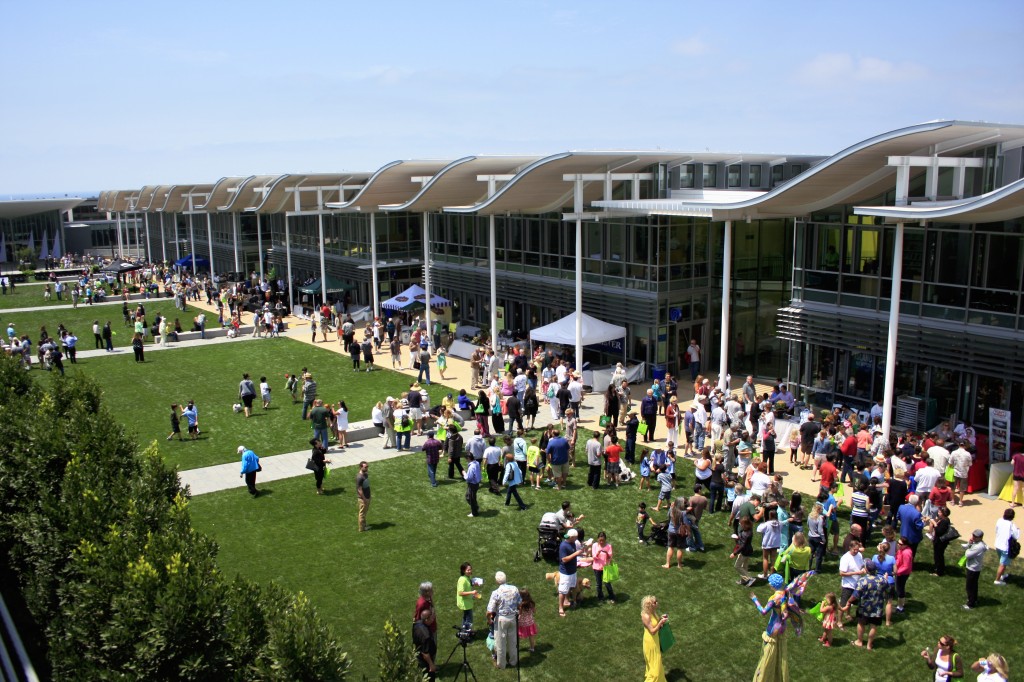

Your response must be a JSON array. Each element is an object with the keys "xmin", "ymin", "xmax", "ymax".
[
  {"xmin": 840, "ymin": 430, "xmax": 859, "ymax": 483},
  {"xmin": 819, "ymin": 453, "xmax": 838, "ymax": 492},
  {"xmin": 928, "ymin": 478, "xmax": 954, "ymax": 512},
  {"xmin": 604, "ymin": 433, "xmax": 623, "ymax": 487},
  {"xmin": 1013, "ymin": 450, "xmax": 1024, "ymax": 507}
]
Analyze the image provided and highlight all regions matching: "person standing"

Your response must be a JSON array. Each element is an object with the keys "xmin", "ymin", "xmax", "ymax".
[
  {"xmin": 422, "ymin": 430, "xmax": 443, "ymax": 488},
  {"xmin": 994, "ymin": 508, "xmax": 1020, "ymax": 585},
  {"xmin": 382, "ymin": 396, "xmax": 397, "ymax": 449},
  {"xmin": 484, "ymin": 437, "xmax": 503, "ymax": 495},
  {"xmin": 167, "ymin": 404, "xmax": 183, "ymax": 441},
  {"xmin": 545, "ymin": 429, "xmax": 570, "ymax": 490},
  {"xmin": 238, "ymin": 373, "xmax": 257, "ymax": 418},
  {"xmin": 464, "ymin": 453, "xmax": 481, "ymax": 517},
  {"xmin": 301, "ymin": 373, "xmax": 317, "ymax": 420},
  {"xmin": 445, "ymin": 424, "xmax": 465, "ymax": 479},
  {"xmin": 309, "ymin": 399, "xmax": 332, "ymax": 448},
  {"xmin": 412, "ymin": 607, "xmax": 437, "ymax": 681},
  {"xmin": 844, "ymin": 560, "xmax": 889, "ymax": 650},
  {"xmin": 641, "ymin": 595, "xmax": 669, "ymax": 682},
  {"xmin": 640, "ymin": 389, "xmax": 658, "ymax": 443},
  {"xmin": 238, "ymin": 445, "xmax": 260, "ymax": 497},
  {"xmin": 557, "ymin": 529, "xmax": 584, "ymax": 617},
  {"xmin": 586, "ymin": 431, "xmax": 603, "ymax": 490},
  {"xmin": 963, "ymin": 529, "xmax": 987, "ymax": 610},
  {"xmin": 487, "ymin": 571, "xmax": 522, "ymax": 670},
  {"xmin": 356, "ymin": 461, "xmax": 370, "ymax": 532},
  {"xmin": 309, "ymin": 437, "xmax": 331, "ymax": 495},
  {"xmin": 501, "ymin": 451, "xmax": 527, "ymax": 510},
  {"xmin": 417, "ymin": 344, "xmax": 432, "ymax": 385},
  {"xmin": 131, "ymin": 332, "xmax": 145, "ymax": 362},
  {"xmin": 591, "ymin": 532, "xmax": 616, "ymax": 603},
  {"xmin": 685, "ymin": 338, "xmax": 701, "ymax": 381},
  {"xmin": 456, "ymin": 563, "xmax": 482, "ymax": 629}
]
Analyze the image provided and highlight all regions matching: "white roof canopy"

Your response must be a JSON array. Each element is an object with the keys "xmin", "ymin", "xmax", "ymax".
[{"xmin": 530, "ymin": 311, "xmax": 625, "ymax": 347}]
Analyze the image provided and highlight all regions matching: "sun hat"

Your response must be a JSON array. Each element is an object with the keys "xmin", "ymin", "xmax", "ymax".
[{"xmin": 768, "ymin": 573, "xmax": 785, "ymax": 589}]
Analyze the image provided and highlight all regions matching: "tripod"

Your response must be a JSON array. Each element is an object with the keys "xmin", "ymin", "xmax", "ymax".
[{"xmin": 443, "ymin": 635, "xmax": 477, "ymax": 682}]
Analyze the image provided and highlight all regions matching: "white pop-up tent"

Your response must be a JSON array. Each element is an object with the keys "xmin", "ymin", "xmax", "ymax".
[{"xmin": 530, "ymin": 311, "xmax": 625, "ymax": 347}]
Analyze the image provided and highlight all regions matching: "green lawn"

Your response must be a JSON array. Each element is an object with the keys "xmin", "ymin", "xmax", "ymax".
[
  {"xmin": 189, "ymin": 453, "xmax": 1024, "ymax": 682},
  {"xmin": 38, "ymin": 337, "xmax": 452, "ymax": 470},
  {"xmin": 0, "ymin": 299, "xmax": 183, "ymax": 348},
  {"xmin": 0, "ymin": 280, "xmax": 88, "ymax": 310}
]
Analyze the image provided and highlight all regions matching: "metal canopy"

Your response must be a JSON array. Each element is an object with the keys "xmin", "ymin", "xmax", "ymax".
[
  {"xmin": 854, "ymin": 177, "xmax": 1024, "ymax": 224},
  {"xmin": 379, "ymin": 155, "xmax": 541, "ymax": 212},
  {"xmin": 594, "ymin": 121, "xmax": 1024, "ymax": 220},
  {"xmin": 325, "ymin": 160, "xmax": 454, "ymax": 211},
  {"xmin": 0, "ymin": 197, "xmax": 84, "ymax": 220}
]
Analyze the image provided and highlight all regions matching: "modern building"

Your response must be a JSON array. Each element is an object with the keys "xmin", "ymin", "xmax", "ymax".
[
  {"xmin": 97, "ymin": 120, "xmax": 1024, "ymax": 442},
  {"xmin": 0, "ymin": 197, "xmax": 84, "ymax": 265}
]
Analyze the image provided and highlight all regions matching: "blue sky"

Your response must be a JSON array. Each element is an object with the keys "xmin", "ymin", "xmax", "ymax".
[{"xmin": 1, "ymin": 0, "xmax": 1022, "ymax": 195}]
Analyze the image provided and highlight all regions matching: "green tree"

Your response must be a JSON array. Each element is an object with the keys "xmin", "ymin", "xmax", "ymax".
[{"xmin": 376, "ymin": 617, "xmax": 425, "ymax": 682}]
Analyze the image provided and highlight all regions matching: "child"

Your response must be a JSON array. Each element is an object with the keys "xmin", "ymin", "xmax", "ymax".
[
  {"xmin": 457, "ymin": 389, "xmax": 473, "ymax": 411},
  {"xmin": 818, "ymin": 592, "xmax": 838, "ymax": 647},
  {"xmin": 437, "ymin": 347, "xmax": 448, "ymax": 379},
  {"xmin": 260, "ymin": 376, "xmax": 271, "ymax": 409},
  {"xmin": 349, "ymin": 339, "xmax": 361, "ymax": 370},
  {"xmin": 654, "ymin": 467, "xmax": 673, "ymax": 512},
  {"xmin": 371, "ymin": 401, "xmax": 385, "ymax": 437},
  {"xmin": 777, "ymin": 532, "xmax": 811, "ymax": 584},
  {"xmin": 167, "ymin": 404, "xmax": 183, "ymax": 441},
  {"xmin": 730, "ymin": 516, "xmax": 756, "ymax": 586},
  {"xmin": 665, "ymin": 444, "xmax": 677, "ymax": 485},
  {"xmin": 789, "ymin": 426, "xmax": 801, "ymax": 465},
  {"xmin": 528, "ymin": 438, "xmax": 544, "ymax": 490},
  {"xmin": 757, "ymin": 507, "xmax": 781, "ymax": 579},
  {"xmin": 636, "ymin": 501, "xmax": 650, "ymax": 543},
  {"xmin": 517, "ymin": 588, "xmax": 538, "ymax": 653},
  {"xmin": 390, "ymin": 337, "xmax": 401, "ymax": 368},
  {"xmin": 286, "ymin": 373, "xmax": 299, "ymax": 403},
  {"xmin": 638, "ymin": 452, "xmax": 651, "ymax": 491}
]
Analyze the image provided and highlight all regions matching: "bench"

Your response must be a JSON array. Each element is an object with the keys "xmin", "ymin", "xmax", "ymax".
[{"xmin": 172, "ymin": 325, "xmax": 255, "ymax": 342}]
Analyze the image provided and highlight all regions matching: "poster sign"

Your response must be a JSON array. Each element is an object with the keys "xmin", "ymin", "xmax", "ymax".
[
  {"xmin": 989, "ymin": 407, "xmax": 1012, "ymax": 462},
  {"xmin": 495, "ymin": 305, "xmax": 505, "ymax": 332}
]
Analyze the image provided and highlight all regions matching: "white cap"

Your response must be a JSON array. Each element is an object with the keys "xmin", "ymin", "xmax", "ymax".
[
  {"xmin": 567, "ymin": 529, "xmax": 579, "ymax": 539},
  {"xmin": 237, "ymin": 446, "xmax": 246, "ymax": 454}
]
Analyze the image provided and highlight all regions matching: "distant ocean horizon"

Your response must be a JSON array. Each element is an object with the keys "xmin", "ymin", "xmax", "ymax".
[{"xmin": 2, "ymin": 192, "xmax": 98, "ymax": 201}]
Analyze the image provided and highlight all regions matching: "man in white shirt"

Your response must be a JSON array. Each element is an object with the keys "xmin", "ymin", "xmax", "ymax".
[
  {"xmin": 928, "ymin": 440, "xmax": 951, "ymax": 473},
  {"xmin": 948, "ymin": 443, "xmax": 974, "ymax": 506},
  {"xmin": 993, "ymin": 508, "xmax": 1020, "ymax": 584},
  {"xmin": 685, "ymin": 339, "xmax": 701, "ymax": 381},
  {"xmin": 838, "ymin": 541, "xmax": 866, "ymax": 617},
  {"xmin": 567, "ymin": 373, "xmax": 584, "ymax": 414},
  {"xmin": 869, "ymin": 400, "xmax": 884, "ymax": 424},
  {"xmin": 692, "ymin": 396, "xmax": 709, "ymax": 451},
  {"xmin": 914, "ymin": 457, "xmax": 941, "ymax": 516}
]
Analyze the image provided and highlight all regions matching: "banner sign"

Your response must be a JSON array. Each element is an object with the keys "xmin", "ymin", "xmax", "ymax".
[{"xmin": 989, "ymin": 407, "xmax": 1012, "ymax": 462}]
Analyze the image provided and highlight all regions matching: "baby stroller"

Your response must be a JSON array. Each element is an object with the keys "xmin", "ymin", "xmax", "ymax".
[
  {"xmin": 647, "ymin": 520, "xmax": 669, "ymax": 546},
  {"xmin": 534, "ymin": 512, "xmax": 563, "ymax": 562}
]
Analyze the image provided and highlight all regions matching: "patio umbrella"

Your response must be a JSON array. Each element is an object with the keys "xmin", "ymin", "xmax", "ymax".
[
  {"xmin": 27, "ymin": 230, "xmax": 35, "ymax": 255},
  {"xmin": 51, "ymin": 231, "xmax": 61, "ymax": 260},
  {"xmin": 40, "ymin": 231, "xmax": 49, "ymax": 260}
]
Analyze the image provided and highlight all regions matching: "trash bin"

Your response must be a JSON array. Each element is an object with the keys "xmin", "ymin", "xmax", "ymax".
[{"xmin": 652, "ymin": 365, "xmax": 666, "ymax": 381}]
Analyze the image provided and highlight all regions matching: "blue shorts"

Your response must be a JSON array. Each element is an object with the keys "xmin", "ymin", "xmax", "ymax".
[{"xmin": 998, "ymin": 549, "xmax": 1011, "ymax": 566}]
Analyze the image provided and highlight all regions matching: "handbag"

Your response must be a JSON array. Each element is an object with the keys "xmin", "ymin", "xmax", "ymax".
[
  {"xmin": 599, "ymin": 415, "xmax": 611, "ymax": 427},
  {"xmin": 637, "ymin": 422, "xmax": 649, "ymax": 436},
  {"xmin": 603, "ymin": 561, "xmax": 619, "ymax": 583},
  {"xmin": 305, "ymin": 458, "xmax": 317, "ymax": 472},
  {"xmin": 256, "ymin": 462, "xmax": 263, "ymax": 472},
  {"xmin": 944, "ymin": 465, "xmax": 955, "ymax": 483},
  {"xmin": 938, "ymin": 525, "xmax": 960, "ymax": 543},
  {"xmin": 658, "ymin": 621, "xmax": 676, "ymax": 652},
  {"xmin": 413, "ymin": 360, "xmax": 420, "ymax": 370}
]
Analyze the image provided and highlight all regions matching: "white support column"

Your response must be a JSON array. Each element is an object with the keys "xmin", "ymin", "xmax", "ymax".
[
  {"xmin": 422, "ymin": 211, "xmax": 433, "ymax": 345},
  {"xmin": 894, "ymin": 166, "xmax": 911, "ymax": 207},
  {"xmin": 173, "ymin": 213, "xmax": 180, "ymax": 261},
  {"xmin": 132, "ymin": 213, "xmax": 140, "ymax": 259},
  {"xmin": 880, "ymin": 221, "xmax": 905, "ymax": 442},
  {"xmin": 159, "ymin": 212, "xmax": 167, "ymax": 263},
  {"xmin": 489, "ymin": 213, "xmax": 497, "ymax": 350},
  {"xmin": 115, "ymin": 212, "xmax": 124, "ymax": 257},
  {"xmin": 284, "ymin": 214, "xmax": 294, "ymax": 311},
  {"xmin": 718, "ymin": 220, "xmax": 733, "ymax": 390},
  {"xmin": 188, "ymin": 214, "xmax": 196, "ymax": 272},
  {"xmin": 574, "ymin": 177, "xmax": 583, "ymax": 372},
  {"xmin": 370, "ymin": 213, "xmax": 380, "ymax": 318},
  {"xmin": 255, "ymin": 210, "xmax": 264, "ymax": 283},
  {"xmin": 232, "ymin": 213, "xmax": 241, "ymax": 274},
  {"xmin": 317, "ymin": 197, "xmax": 328, "ymax": 306},
  {"xmin": 143, "ymin": 213, "xmax": 152, "ymax": 262},
  {"xmin": 205, "ymin": 213, "xmax": 216, "ymax": 278}
]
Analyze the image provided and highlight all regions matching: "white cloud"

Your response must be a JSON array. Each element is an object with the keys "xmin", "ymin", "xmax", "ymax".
[
  {"xmin": 796, "ymin": 53, "xmax": 927, "ymax": 86},
  {"xmin": 672, "ymin": 37, "xmax": 710, "ymax": 56}
]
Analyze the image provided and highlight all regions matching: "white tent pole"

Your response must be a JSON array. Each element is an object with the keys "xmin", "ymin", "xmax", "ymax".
[
  {"xmin": 143, "ymin": 213, "xmax": 152, "ymax": 262},
  {"xmin": 370, "ymin": 213, "xmax": 380, "ymax": 318},
  {"xmin": 489, "ymin": 213, "xmax": 497, "ymax": 350},
  {"xmin": 116, "ymin": 212, "xmax": 124, "ymax": 257},
  {"xmin": 255, "ymin": 210, "xmax": 263, "ymax": 283},
  {"xmin": 574, "ymin": 177, "xmax": 583, "ymax": 374},
  {"xmin": 718, "ymin": 220, "xmax": 733, "ymax": 390},
  {"xmin": 173, "ymin": 213, "xmax": 180, "ymax": 261},
  {"xmin": 318, "ymin": 191, "xmax": 327, "ymax": 307},
  {"xmin": 133, "ymin": 213, "xmax": 140, "ymax": 259},
  {"xmin": 881, "ymin": 221, "xmax": 905, "ymax": 442},
  {"xmin": 284, "ymin": 214, "xmax": 294, "ymax": 311},
  {"xmin": 188, "ymin": 213, "xmax": 196, "ymax": 273},
  {"xmin": 423, "ymin": 211, "xmax": 432, "ymax": 346}
]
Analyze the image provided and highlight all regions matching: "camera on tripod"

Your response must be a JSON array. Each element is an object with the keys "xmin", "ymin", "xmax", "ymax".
[{"xmin": 452, "ymin": 625, "xmax": 475, "ymax": 644}]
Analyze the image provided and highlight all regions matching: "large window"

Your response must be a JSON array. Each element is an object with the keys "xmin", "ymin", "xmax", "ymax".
[
  {"xmin": 749, "ymin": 164, "xmax": 762, "ymax": 188},
  {"xmin": 727, "ymin": 165, "xmax": 741, "ymax": 188},
  {"xmin": 702, "ymin": 164, "xmax": 717, "ymax": 189},
  {"xmin": 679, "ymin": 164, "xmax": 695, "ymax": 188}
]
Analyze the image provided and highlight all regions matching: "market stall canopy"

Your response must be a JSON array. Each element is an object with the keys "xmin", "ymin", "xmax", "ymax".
[
  {"xmin": 530, "ymin": 311, "xmax": 626, "ymax": 347},
  {"xmin": 100, "ymin": 259, "xmax": 145, "ymax": 273},
  {"xmin": 381, "ymin": 284, "xmax": 451, "ymax": 310},
  {"xmin": 298, "ymin": 275, "xmax": 356, "ymax": 294},
  {"xmin": 175, "ymin": 254, "xmax": 210, "ymax": 269}
]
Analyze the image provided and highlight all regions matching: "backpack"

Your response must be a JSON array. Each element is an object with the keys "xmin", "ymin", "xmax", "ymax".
[
  {"xmin": 1010, "ymin": 536, "xmax": 1021, "ymax": 559},
  {"xmin": 401, "ymin": 414, "xmax": 411, "ymax": 428}
]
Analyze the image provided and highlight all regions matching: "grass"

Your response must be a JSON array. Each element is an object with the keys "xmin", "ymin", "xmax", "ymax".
[
  {"xmin": 34, "ymin": 337, "xmax": 452, "ymax": 470},
  {"xmin": 0, "ymin": 299, "xmax": 183, "ymax": 348},
  {"xmin": 0, "ymin": 281, "xmax": 90, "ymax": 311},
  {"xmin": 189, "ymin": 451, "xmax": 1024, "ymax": 682}
]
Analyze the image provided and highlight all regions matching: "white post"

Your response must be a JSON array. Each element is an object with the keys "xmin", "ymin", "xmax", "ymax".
[
  {"xmin": 116, "ymin": 212, "xmax": 124, "ymax": 257},
  {"xmin": 880, "ymin": 221, "xmax": 905, "ymax": 442},
  {"xmin": 574, "ymin": 177, "xmax": 583, "ymax": 373},
  {"xmin": 232, "ymin": 213, "xmax": 241, "ymax": 274},
  {"xmin": 318, "ymin": 191, "xmax": 327, "ymax": 307},
  {"xmin": 284, "ymin": 214, "xmax": 294, "ymax": 311},
  {"xmin": 206, "ymin": 213, "xmax": 216, "ymax": 279},
  {"xmin": 422, "ymin": 211, "xmax": 433, "ymax": 345},
  {"xmin": 370, "ymin": 213, "xmax": 380, "ymax": 318},
  {"xmin": 143, "ymin": 213, "xmax": 152, "ymax": 262},
  {"xmin": 159, "ymin": 212, "xmax": 167, "ymax": 262},
  {"xmin": 718, "ymin": 220, "xmax": 733, "ymax": 390},
  {"xmin": 133, "ymin": 213, "xmax": 141, "ymax": 259},
  {"xmin": 173, "ymin": 213, "xmax": 180, "ymax": 261},
  {"xmin": 188, "ymin": 213, "xmax": 196, "ymax": 273},
  {"xmin": 489, "ymin": 214, "xmax": 497, "ymax": 350},
  {"xmin": 254, "ymin": 211, "xmax": 263, "ymax": 283}
]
